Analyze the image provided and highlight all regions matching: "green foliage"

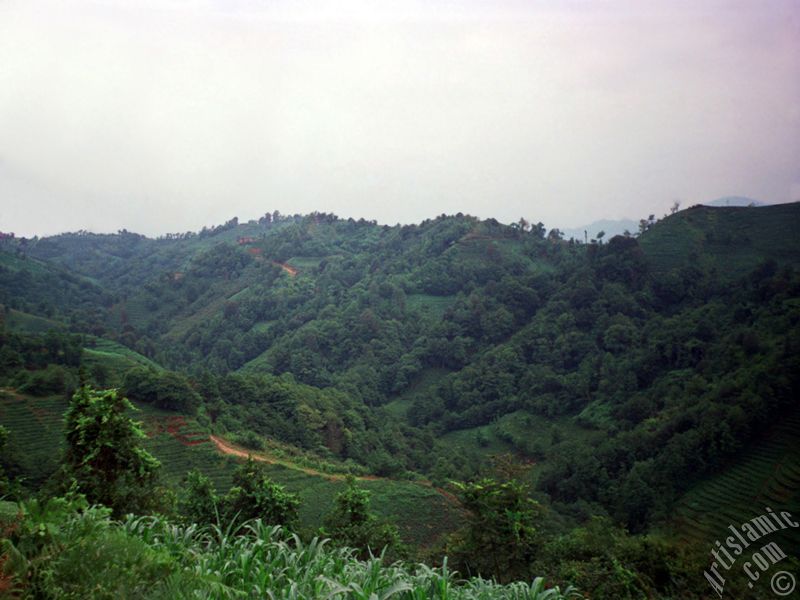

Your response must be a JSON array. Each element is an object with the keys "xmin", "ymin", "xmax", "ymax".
[
  {"xmin": 639, "ymin": 203, "xmax": 800, "ymax": 278},
  {"xmin": 450, "ymin": 477, "xmax": 541, "ymax": 583},
  {"xmin": 0, "ymin": 424, "xmax": 9, "ymax": 497},
  {"xmin": 323, "ymin": 474, "xmax": 402, "ymax": 560},
  {"xmin": 18, "ymin": 364, "xmax": 77, "ymax": 397},
  {"xmin": 0, "ymin": 391, "xmax": 66, "ymax": 490},
  {"xmin": 0, "ymin": 249, "xmax": 109, "ymax": 329},
  {"xmin": 230, "ymin": 429, "xmax": 265, "ymax": 450},
  {"xmin": 82, "ymin": 336, "xmax": 162, "ymax": 387},
  {"xmin": 3, "ymin": 207, "xmax": 800, "ymax": 597},
  {"xmin": 1, "ymin": 494, "xmax": 174, "ymax": 599},
  {"xmin": 123, "ymin": 366, "xmax": 201, "ymax": 413},
  {"xmin": 176, "ymin": 468, "xmax": 219, "ymax": 526},
  {"xmin": 63, "ymin": 386, "xmax": 163, "ymax": 516},
  {"xmin": 669, "ymin": 409, "xmax": 800, "ymax": 553},
  {"xmin": 534, "ymin": 517, "xmax": 701, "ymax": 600},
  {"xmin": 222, "ymin": 458, "xmax": 300, "ymax": 528},
  {"xmin": 3, "ymin": 497, "xmax": 584, "ymax": 599}
]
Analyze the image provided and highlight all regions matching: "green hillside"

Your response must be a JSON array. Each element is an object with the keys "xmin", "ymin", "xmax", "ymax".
[
  {"xmin": 0, "ymin": 388, "xmax": 460, "ymax": 549},
  {"xmin": 668, "ymin": 409, "xmax": 800, "ymax": 551},
  {"xmin": 82, "ymin": 336, "xmax": 163, "ymax": 385},
  {"xmin": 0, "ymin": 389, "xmax": 65, "ymax": 486},
  {"xmin": 2, "ymin": 208, "xmax": 800, "ymax": 598},
  {"xmin": 2, "ymin": 307, "xmax": 65, "ymax": 334},
  {"xmin": 0, "ymin": 249, "xmax": 109, "ymax": 325},
  {"xmin": 639, "ymin": 202, "xmax": 800, "ymax": 276}
]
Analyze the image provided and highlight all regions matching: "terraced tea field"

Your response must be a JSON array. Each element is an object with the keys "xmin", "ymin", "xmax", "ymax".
[
  {"xmin": 136, "ymin": 404, "xmax": 238, "ymax": 492},
  {"xmin": 0, "ymin": 390, "xmax": 65, "ymax": 486},
  {"xmin": 82, "ymin": 336, "xmax": 163, "ymax": 386},
  {"xmin": 668, "ymin": 410, "xmax": 800, "ymax": 552},
  {"xmin": 641, "ymin": 203, "xmax": 800, "ymax": 277}
]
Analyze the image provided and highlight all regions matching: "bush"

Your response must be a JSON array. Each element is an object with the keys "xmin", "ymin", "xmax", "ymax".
[
  {"xmin": 450, "ymin": 477, "xmax": 542, "ymax": 583},
  {"xmin": 534, "ymin": 517, "xmax": 700, "ymax": 599},
  {"xmin": 18, "ymin": 364, "xmax": 76, "ymax": 397},
  {"xmin": 322, "ymin": 475, "xmax": 402, "ymax": 561},
  {"xmin": 1, "ymin": 495, "xmax": 174, "ymax": 599},
  {"xmin": 232, "ymin": 430, "xmax": 264, "ymax": 451},
  {"xmin": 222, "ymin": 458, "xmax": 299, "ymax": 528}
]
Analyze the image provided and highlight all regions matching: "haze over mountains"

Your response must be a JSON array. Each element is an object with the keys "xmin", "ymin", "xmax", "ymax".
[{"xmin": 561, "ymin": 196, "xmax": 768, "ymax": 241}]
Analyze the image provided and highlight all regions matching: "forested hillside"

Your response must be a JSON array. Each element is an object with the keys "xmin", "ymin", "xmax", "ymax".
[{"xmin": 1, "ymin": 204, "xmax": 799, "ymax": 598}]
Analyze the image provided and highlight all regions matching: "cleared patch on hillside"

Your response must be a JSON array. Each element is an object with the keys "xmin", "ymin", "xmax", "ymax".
[
  {"xmin": 286, "ymin": 256, "xmax": 325, "ymax": 271},
  {"xmin": 441, "ymin": 411, "xmax": 605, "ymax": 485},
  {"xmin": 237, "ymin": 348, "xmax": 274, "ymax": 373},
  {"xmin": 248, "ymin": 320, "xmax": 276, "ymax": 334}
]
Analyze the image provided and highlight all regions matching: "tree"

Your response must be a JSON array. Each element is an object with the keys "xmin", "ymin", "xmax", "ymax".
[
  {"xmin": 451, "ymin": 477, "xmax": 541, "ymax": 583},
  {"xmin": 63, "ymin": 386, "xmax": 162, "ymax": 516},
  {"xmin": 322, "ymin": 475, "xmax": 401, "ymax": 560},
  {"xmin": 123, "ymin": 367, "xmax": 201, "ymax": 413},
  {"xmin": 178, "ymin": 468, "xmax": 219, "ymax": 525},
  {"xmin": 223, "ymin": 458, "xmax": 299, "ymax": 528}
]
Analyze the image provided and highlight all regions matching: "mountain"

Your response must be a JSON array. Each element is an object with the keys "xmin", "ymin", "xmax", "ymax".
[
  {"xmin": 2, "ymin": 206, "xmax": 799, "ymax": 597},
  {"xmin": 560, "ymin": 218, "xmax": 638, "ymax": 241}
]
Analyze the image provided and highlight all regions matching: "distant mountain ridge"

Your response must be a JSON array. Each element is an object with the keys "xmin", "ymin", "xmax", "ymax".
[
  {"xmin": 560, "ymin": 196, "xmax": 767, "ymax": 241},
  {"xmin": 560, "ymin": 218, "xmax": 638, "ymax": 242}
]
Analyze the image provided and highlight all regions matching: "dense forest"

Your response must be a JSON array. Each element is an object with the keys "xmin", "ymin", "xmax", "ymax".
[{"xmin": 1, "ymin": 203, "xmax": 799, "ymax": 598}]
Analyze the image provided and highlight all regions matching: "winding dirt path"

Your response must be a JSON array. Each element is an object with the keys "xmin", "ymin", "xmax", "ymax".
[
  {"xmin": 271, "ymin": 261, "xmax": 298, "ymax": 277},
  {"xmin": 208, "ymin": 434, "xmax": 459, "ymax": 506},
  {"xmin": 210, "ymin": 434, "xmax": 357, "ymax": 481}
]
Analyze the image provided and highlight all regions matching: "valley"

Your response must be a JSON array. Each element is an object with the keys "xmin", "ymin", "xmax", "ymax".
[{"xmin": 1, "ymin": 204, "xmax": 799, "ymax": 598}]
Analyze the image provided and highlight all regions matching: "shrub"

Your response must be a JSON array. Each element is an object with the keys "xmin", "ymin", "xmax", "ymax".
[
  {"xmin": 222, "ymin": 458, "xmax": 299, "ymax": 528},
  {"xmin": 322, "ymin": 475, "xmax": 402, "ymax": 560}
]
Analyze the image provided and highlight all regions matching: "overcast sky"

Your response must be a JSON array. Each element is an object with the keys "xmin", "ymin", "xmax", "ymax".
[{"xmin": 1, "ymin": 0, "xmax": 798, "ymax": 237}]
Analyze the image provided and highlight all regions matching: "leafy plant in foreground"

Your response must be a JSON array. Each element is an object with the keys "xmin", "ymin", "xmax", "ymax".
[{"xmin": 62, "ymin": 385, "xmax": 163, "ymax": 517}]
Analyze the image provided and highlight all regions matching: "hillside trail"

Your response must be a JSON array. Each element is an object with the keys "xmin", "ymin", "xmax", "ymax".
[
  {"xmin": 209, "ymin": 434, "xmax": 376, "ymax": 482},
  {"xmin": 0, "ymin": 387, "xmax": 23, "ymax": 400},
  {"xmin": 209, "ymin": 434, "xmax": 460, "ymax": 505},
  {"xmin": 271, "ymin": 261, "xmax": 298, "ymax": 276},
  {"xmin": 0, "ymin": 387, "xmax": 460, "ymax": 507}
]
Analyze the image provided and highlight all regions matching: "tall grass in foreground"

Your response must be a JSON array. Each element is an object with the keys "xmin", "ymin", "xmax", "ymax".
[
  {"xmin": 1, "ymin": 496, "xmax": 582, "ymax": 599},
  {"xmin": 125, "ymin": 516, "xmax": 584, "ymax": 599}
]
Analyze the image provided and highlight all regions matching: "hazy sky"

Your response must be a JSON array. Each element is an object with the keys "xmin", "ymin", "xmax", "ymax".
[{"xmin": 1, "ymin": 0, "xmax": 798, "ymax": 237}]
